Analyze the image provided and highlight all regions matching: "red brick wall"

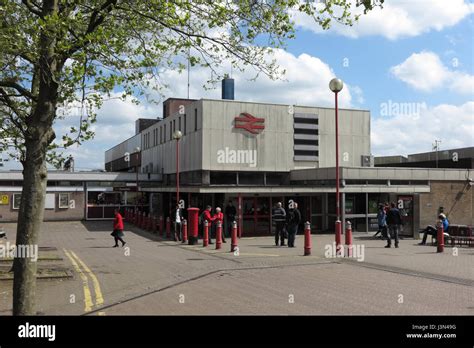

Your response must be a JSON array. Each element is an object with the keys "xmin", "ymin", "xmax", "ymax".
[{"xmin": 419, "ymin": 181, "xmax": 473, "ymax": 227}]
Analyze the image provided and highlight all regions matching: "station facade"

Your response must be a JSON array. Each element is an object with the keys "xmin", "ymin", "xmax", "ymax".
[{"xmin": 104, "ymin": 96, "xmax": 473, "ymax": 237}]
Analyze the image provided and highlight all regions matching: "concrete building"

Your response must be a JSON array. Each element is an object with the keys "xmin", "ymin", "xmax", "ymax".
[{"xmin": 104, "ymin": 94, "xmax": 473, "ymax": 237}]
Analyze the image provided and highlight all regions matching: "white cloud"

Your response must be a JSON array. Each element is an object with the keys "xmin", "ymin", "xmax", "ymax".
[
  {"xmin": 293, "ymin": 0, "xmax": 474, "ymax": 40},
  {"xmin": 162, "ymin": 49, "xmax": 354, "ymax": 108},
  {"xmin": 390, "ymin": 51, "xmax": 474, "ymax": 94},
  {"xmin": 371, "ymin": 101, "xmax": 474, "ymax": 156},
  {"xmin": 50, "ymin": 49, "xmax": 358, "ymax": 170}
]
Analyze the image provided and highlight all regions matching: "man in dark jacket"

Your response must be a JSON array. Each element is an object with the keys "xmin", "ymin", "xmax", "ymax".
[
  {"xmin": 272, "ymin": 202, "xmax": 286, "ymax": 246},
  {"xmin": 385, "ymin": 202, "xmax": 402, "ymax": 248},
  {"xmin": 286, "ymin": 202, "xmax": 301, "ymax": 248}
]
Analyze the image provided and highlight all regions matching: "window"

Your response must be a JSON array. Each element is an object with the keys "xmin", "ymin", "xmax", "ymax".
[
  {"xmin": 45, "ymin": 193, "xmax": 55, "ymax": 209},
  {"xmin": 59, "ymin": 193, "xmax": 70, "ymax": 209},
  {"xmin": 12, "ymin": 193, "xmax": 21, "ymax": 209},
  {"xmin": 160, "ymin": 126, "xmax": 163, "ymax": 144},
  {"xmin": 194, "ymin": 109, "xmax": 197, "ymax": 131},
  {"xmin": 169, "ymin": 122, "xmax": 172, "ymax": 140},
  {"xmin": 178, "ymin": 117, "xmax": 181, "ymax": 131},
  {"xmin": 184, "ymin": 114, "xmax": 187, "ymax": 135},
  {"xmin": 164, "ymin": 124, "xmax": 166, "ymax": 142}
]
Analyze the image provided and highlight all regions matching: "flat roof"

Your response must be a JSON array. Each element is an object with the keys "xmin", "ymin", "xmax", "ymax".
[
  {"xmin": 200, "ymin": 98, "xmax": 371, "ymax": 112},
  {"xmin": 0, "ymin": 171, "xmax": 161, "ymax": 182},
  {"xmin": 290, "ymin": 166, "xmax": 472, "ymax": 182}
]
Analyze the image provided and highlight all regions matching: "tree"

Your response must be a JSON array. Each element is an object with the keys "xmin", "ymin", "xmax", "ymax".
[{"xmin": 0, "ymin": 0, "xmax": 383, "ymax": 315}]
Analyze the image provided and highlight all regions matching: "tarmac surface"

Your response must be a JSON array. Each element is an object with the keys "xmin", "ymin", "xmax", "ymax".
[{"xmin": 0, "ymin": 221, "xmax": 472, "ymax": 315}]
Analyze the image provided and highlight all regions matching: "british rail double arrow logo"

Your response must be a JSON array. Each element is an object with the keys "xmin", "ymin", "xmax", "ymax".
[{"xmin": 234, "ymin": 112, "xmax": 265, "ymax": 134}]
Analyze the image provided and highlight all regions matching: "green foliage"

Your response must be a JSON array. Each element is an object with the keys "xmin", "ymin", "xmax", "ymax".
[{"xmin": 0, "ymin": 0, "xmax": 383, "ymax": 168}]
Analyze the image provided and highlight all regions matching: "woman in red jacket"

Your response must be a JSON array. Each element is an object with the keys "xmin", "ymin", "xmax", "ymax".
[
  {"xmin": 112, "ymin": 209, "xmax": 126, "ymax": 247},
  {"xmin": 213, "ymin": 207, "xmax": 226, "ymax": 243}
]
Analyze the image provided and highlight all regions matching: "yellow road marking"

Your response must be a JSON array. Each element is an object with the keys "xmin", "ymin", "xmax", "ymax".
[
  {"xmin": 63, "ymin": 249, "xmax": 93, "ymax": 313},
  {"xmin": 97, "ymin": 311, "xmax": 106, "ymax": 316},
  {"xmin": 70, "ymin": 251, "xmax": 104, "ymax": 306}
]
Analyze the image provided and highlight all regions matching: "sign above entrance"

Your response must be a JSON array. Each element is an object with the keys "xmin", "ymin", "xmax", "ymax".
[{"xmin": 234, "ymin": 113, "xmax": 264, "ymax": 134}]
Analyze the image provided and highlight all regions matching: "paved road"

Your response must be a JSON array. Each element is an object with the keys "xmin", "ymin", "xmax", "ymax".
[{"xmin": 0, "ymin": 221, "xmax": 472, "ymax": 315}]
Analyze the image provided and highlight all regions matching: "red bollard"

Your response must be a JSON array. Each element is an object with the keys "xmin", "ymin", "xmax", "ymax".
[
  {"xmin": 345, "ymin": 221, "xmax": 353, "ymax": 257},
  {"xmin": 335, "ymin": 220, "xmax": 342, "ymax": 256},
  {"xmin": 166, "ymin": 217, "xmax": 171, "ymax": 239},
  {"xmin": 159, "ymin": 216, "xmax": 164, "ymax": 237},
  {"xmin": 437, "ymin": 222, "xmax": 444, "ymax": 253},
  {"xmin": 151, "ymin": 216, "xmax": 156, "ymax": 233},
  {"xmin": 203, "ymin": 220, "xmax": 209, "ymax": 247},
  {"xmin": 216, "ymin": 221, "xmax": 223, "ymax": 250},
  {"xmin": 231, "ymin": 221, "xmax": 238, "ymax": 252},
  {"xmin": 304, "ymin": 221, "xmax": 311, "ymax": 256},
  {"xmin": 182, "ymin": 219, "xmax": 188, "ymax": 243}
]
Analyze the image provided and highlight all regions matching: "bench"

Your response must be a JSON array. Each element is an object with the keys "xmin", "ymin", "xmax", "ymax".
[{"xmin": 446, "ymin": 225, "xmax": 473, "ymax": 247}]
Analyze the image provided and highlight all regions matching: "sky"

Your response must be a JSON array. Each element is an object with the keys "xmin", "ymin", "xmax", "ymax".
[{"xmin": 2, "ymin": 0, "xmax": 474, "ymax": 171}]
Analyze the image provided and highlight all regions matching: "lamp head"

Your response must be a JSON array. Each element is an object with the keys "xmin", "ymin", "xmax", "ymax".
[
  {"xmin": 173, "ymin": 130, "xmax": 183, "ymax": 140},
  {"xmin": 329, "ymin": 78, "xmax": 344, "ymax": 93}
]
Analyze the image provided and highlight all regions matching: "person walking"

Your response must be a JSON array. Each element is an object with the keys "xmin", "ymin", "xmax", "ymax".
[
  {"xmin": 111, "ymin": 208, "xmax": 126, "ymax": 247},
  {"xmin": 373, "ymin": 204, "xmax": 387, "ymax": 239},
  {"xmin": 173, "ymin": 204, "xmax": 184, "ymax": 242},
  {"xmin": 272, "ymin": 202, "xmax": 286, "ymax": 246},
  {"xmin": 202, "ymin": 205, "xmax": 215, "ymax": 244},
  {"xmin": 213, "ymin": 207, "xmax": 225, "ymax": 243},
  {"xmin": 286, "ymin": 202, "xmax": 301, "ymax": 248},
  {"xmin": 224, "ymin": 200, "xmax": 237, "ymax": 239},
  {"xmin": 385, "ymin": 202, "xmax": 402, "ymax": 248}
]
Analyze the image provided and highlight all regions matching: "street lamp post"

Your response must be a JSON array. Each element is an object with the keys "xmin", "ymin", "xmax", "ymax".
[
  {"xmin": 329, "ymin": 78, "xmax": 344, "ymax": 253},
  {"xmin": 134, "ymin": 146, "xmax": 141, "ymax": 210},
  {"xmin": 173, "ymin": 130, "xmax": 183, "ymax": 207}
]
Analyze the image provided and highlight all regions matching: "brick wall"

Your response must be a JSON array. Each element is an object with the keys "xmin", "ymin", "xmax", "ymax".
[
  {"xmin": 0, "ymin": 192, "xmax": 85, "ymax": 222},
  {"xmin": 419, "ymin": 181, "xmax": 473, "ymax": 227}
]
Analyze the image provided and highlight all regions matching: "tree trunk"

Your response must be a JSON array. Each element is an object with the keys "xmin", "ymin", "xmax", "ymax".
[
  {"xmin": 12, "ymin": 139, "xmax": 49, "ymax": 315},
  {"xmin": 12, "ymin": 0, "xmax": 60, "ymax": 315}
]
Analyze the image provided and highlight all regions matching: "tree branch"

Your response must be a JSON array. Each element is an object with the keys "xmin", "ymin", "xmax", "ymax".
[
  {"xmin": 64, "ymin": 0, "xmax": 118, "ymax": 58},
  {"xmin": 0, "ymin": 80, "xmax": 36, "ymax": 101},
  {"xmin": 21, "ymin": 0, "xmax": 43, "ymax": 17}
]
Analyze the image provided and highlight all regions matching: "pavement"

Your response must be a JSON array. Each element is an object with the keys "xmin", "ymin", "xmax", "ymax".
[{"xmin": 0, "ymin": 221, "xmax": 472, "ymax": 315}]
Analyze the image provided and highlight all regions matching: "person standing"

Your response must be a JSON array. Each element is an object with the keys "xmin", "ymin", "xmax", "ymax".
[
  {"xmin": 224, "ymin": 200, "xmax": 237, "ymax": 239},
  {"xmin": 286, "ymin": 202, "xmax": 301, "ymax": 248},
  {"xmin": 173, "ymin": 204, "xmax": 184, "ymax": 242},
  {"xmin": 112, "ymin": 209, "xmax": 126, "ymax": 247},
  {"xmin": 213, "ymin": 207, "xmax": 225, "ymax": 243},
  {"xmin": 272, "ymin": 202, "xmax": 286, "ymax": 246},
  {"xmin": 374, "ymin": 204, "xmax": 387, "ymax": 239},
  {"xmin": 203, "ymin": 205, "xmax": 215, "ymax": 244},
  {"xmin": 385, "ymin": 202, "xmax": 402, "ymax": 248}
]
